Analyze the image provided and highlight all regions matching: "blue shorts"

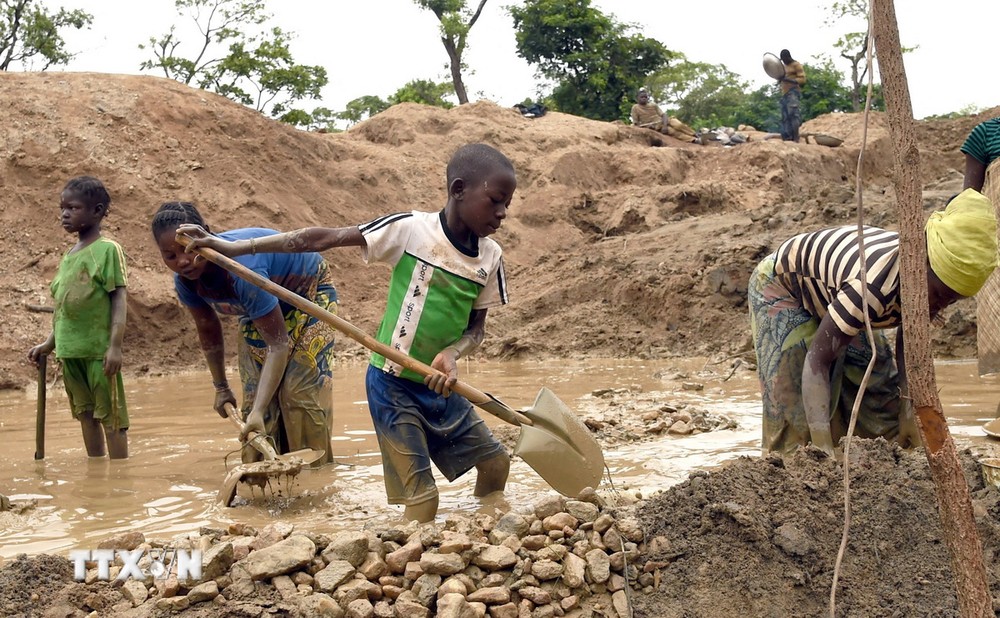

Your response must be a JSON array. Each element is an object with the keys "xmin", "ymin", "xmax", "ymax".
[{"xmin": 365, "ymin": 364, "xmax": 506, "ymax": 506}]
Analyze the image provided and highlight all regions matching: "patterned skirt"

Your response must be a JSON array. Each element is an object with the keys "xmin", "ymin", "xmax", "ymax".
[
  {"xmin": 237, "ymin": 261, "xmax": 337, "ymax": 465},
  {"xmin": 748, "ymin": 254, "xmax": 902, "ymax": 454}
]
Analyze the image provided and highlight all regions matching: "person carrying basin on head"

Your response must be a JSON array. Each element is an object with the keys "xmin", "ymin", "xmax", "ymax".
[
  {"xmin": 777, "ymin": 49, "xmax": 806, "ymax": 142},
  {"xmin": 178, "ymin": 143, "xmax": 516, "ymax": 523},
  {"xmin": 150, "ymin": 202, "xmax": 337, "ymax": 466},
  {"xmin": 748, "ymin": 189, "xmax": 997, "ymax": 455},
  {"xmin": 28, "ymin": 176, "xmax": 130, "ymax": 459}
]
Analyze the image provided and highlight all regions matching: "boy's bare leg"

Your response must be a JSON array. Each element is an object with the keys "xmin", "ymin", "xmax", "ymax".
[
  {"xmin": 474, "ymin": 452, "xmax": 510, "ymax": 497},
  {"xmin": 105, "ymin": 428, "xmax": 129, "ymax": 460},
  {"xmin": 79, "ymin": 409, "xmax": 107, "ymax": 457},
  {"xmin": 404, "ymin": 495, "xmax": 439, "ymax": 523}
]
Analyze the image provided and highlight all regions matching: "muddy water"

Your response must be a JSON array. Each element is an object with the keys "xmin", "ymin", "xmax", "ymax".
[{"xmin": 1, "ymin": 358, "xmax": 997, "ymax": 559}]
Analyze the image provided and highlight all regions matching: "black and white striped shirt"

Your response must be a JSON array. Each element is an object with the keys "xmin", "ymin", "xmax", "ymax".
[{"xmin": 774, "ymin": 226, "xmax": 901, "ymax": 336}]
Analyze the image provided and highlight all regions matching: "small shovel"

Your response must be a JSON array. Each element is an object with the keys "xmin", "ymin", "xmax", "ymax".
[
  {"xmin": 218, "ymin": 402, "xmax": 325, "ymax": 506},
  {"xmin": 983, "ymin": 417, "xmax": 1000, "ymax": 440},
  {"xmin": 179, "ymin": 235, "xmax": 605, "ymax": 497}
]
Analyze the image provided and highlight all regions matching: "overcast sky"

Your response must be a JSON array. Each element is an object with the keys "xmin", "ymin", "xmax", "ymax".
[{"xmin": 55, "ymin": 0, "xmax": 997, "ymax": 121}]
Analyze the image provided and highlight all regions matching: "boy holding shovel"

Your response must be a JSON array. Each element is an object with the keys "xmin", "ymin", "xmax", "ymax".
[
  {"xmin": 28, "ymin": 176, "xmax": 129, "ymax": 459},
  {"xmin": 179, "ymin": 143, "xmax": 516, "ymax": 522}
]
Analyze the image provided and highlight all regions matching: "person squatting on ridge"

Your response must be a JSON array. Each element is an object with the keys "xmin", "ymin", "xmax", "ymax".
[
  {"xmin": 778, "ymin": 49, "xmax": 806, "ymax": 142},
  {"xmin": 749, "ymin": 189, "xmax": 997, "ymax": 455},
  {"xmin": 29, "ymin": 176, "xmax": 130, "ymax": 459},
  {"xmin": 630, "ymin": 87, "xmax": 669, "ymax": 133},
  {"xmin": 151, "ymin": 202, "xmax": 337, "ymax": 465},
  {"xmin": 179, "ymin": 143, "xmax": 516, "ymax": 522}
]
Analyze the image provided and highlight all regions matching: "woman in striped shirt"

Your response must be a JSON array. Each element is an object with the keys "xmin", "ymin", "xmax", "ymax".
[{"xmin": 748, "ymin": 189, "xmax": 997, "ymax": 455}]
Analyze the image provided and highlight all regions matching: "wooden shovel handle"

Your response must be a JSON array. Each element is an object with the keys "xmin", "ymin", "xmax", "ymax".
[
  {"xmin": 34, "ymin": 355, "xmax": 47, "ymax": 460},
  {"xmin": 177, "ymin": 235, "xmax": 531, "ymax": 427}
]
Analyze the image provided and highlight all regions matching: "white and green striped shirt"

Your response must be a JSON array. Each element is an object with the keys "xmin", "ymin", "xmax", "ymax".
[
  {"xmin": 361, "ymin": 210, "xmax": 507, "ymax": 382},
  {"xmin": 774, "ymin": 225, "xmax": 901, "ymax": 337}
]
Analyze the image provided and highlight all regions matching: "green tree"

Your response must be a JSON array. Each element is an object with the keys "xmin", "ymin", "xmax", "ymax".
[
  {"xmin": 281, "ymin": 106, "xmax": 341, "ymax": 132},
  {"xmin": 332, "ymin": 80, "xmax": 453, "ymax": 130},
  {"xmin": 0, "ymin": 0, "xmax": 92, "ymax": 70},
  {"xmin": 508, "ymin": 0, "xmax": 668, "ymax": 122},
  {"xmin": 389, "ymin": 78, "xmax": 455, "ymax": 108},
  {"xmin": 140, "ymin": 0, "xmax": 327, "ymax": 122},
  {"xmin": 646, "ymin": 56, "xmax": 748, "ymax": 129},
  {"xmin": 825, "ymin": 0, "xmax": 911, "ymax": 112},
  {"xmin": 414, "ymin": 0, "xmax": 487, "ymax": 104},
  {"xmin": 335, "ymin": 95, "xmax": 391, "ymax": 127}
]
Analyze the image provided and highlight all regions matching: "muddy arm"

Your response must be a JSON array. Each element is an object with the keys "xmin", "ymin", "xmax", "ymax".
[{"xmin": 802, "ymin": 315, "xmax": 853, "ymax": 454}]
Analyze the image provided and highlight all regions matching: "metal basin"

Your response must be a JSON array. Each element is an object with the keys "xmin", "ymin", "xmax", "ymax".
[{"xmin": 763, "ymin": 53, "xmax": 784, "ymax": 80}]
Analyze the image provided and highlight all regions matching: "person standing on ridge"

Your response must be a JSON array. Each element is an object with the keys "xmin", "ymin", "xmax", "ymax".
[{"xmin": 778, "ymin": 49, "xmax": 806, "ymax": 142}]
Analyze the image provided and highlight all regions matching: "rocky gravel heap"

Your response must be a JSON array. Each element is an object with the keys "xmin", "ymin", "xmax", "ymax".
[{"xmin": 7, "ymin": 492, "xmax": 661, "ymax": 617}]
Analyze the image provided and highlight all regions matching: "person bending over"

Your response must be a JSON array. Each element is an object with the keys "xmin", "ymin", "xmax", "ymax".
[
  {"xmin": 179, "ymin": 143, "xmax": 516, "ymax": 522},
  {"xmin": 749, "ymin": 189, "xmax": 997, "ymax": 454}
]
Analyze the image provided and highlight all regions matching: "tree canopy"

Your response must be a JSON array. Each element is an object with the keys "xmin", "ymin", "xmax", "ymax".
[
  {"xmin": 140, "ymin": 0, "xmax": 327, "ymax": 124},
  {"xmin": 825, "ymin": 0, "xmax": 910, "ymax": 112},
  {"xmin": 509, "ymin": 0, "xmax": 668, "ymax": 122},
  {"xmin": 413, "ymin": 0, "xmax": 487, "ymax": 105},
  {"xmin": 333, "ymin": 79, "xmax": 455, "ymax": 128},
  {"xmin": 642, "ymin": 55, "xmax": 880, "ymax": 133},
  {"xmin": 0, "ymin": 0, "xmax": 92, "ymax": 71}
]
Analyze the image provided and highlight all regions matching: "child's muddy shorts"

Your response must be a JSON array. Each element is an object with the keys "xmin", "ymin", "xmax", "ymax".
[
  {"xmin": 61, "ymin": 357, "xmax": 129, "ymax": 430},
  {"xmin": 366, "ymin": 364, "xmax": 506, "ymax": 505}
]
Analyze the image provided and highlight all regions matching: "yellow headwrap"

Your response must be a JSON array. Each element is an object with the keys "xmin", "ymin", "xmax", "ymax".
[{"xmin": 926, "ymin": 188, "xmax": 998, "ymax": 297}]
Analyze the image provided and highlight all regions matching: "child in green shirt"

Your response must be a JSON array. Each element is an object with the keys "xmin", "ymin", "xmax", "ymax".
[
  {"xmin": 179, "ymin": 143, "xmax": 515, "ymax": 521},
  {"xmin": 28, "ymin": 177, "xmax": 129, "ymax": 459}
]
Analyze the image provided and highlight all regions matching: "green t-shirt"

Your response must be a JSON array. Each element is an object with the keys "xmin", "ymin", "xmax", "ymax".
[
  {"xmin": 359, "ymin": 210, "xmax": 508, "ymax": 383},
  {"xmin": 51, "ymin": 237, "xmax": 128, "ymax": 359}
]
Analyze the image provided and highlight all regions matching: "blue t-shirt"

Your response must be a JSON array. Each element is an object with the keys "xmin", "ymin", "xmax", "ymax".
[{"xmin": 174, "ymin": 228, "xmax": 327, "ymax": 321}]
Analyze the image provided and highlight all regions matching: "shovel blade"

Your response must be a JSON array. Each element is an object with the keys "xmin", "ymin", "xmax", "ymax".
[
  {"xmin": 513, "ymin": 387, "xmax": 604, "ymax": 497},
  {"xmin": 281, "ymin": 448, "xmax": 326, "ymax": 466},
  {"xmin": 984, "ymin": 418, "xmax": 1000, "ymax": 439},
  {"xmin": 218, "ymin": 467, "xmax": 246, "ymax": 507}
]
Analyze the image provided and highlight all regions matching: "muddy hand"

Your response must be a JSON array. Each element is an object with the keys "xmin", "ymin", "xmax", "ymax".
[
  {"xmin": 895, "ymin": 402, "xmax": 922, "ymax": 449},
  {"xmin": 103, "ymin": 347, "xmax": 122, "ymax": 377},
  {"xmin": 241, "ymin": 410, "xmax": 265, "ymax": 440},
  {"xmin": 213, "ymin": 388, "xmax": 236, "ymax": 419},
  {"xmin": 424, "ymin": 349, "xmax": 459, "ymax": 397},
  {"xmin": 176, "ymin": 224, "xmax": 216, "ymax": 251},
  {"xmin": 28, "ymin": 341, "xmax": 54, "ymax": 366}
]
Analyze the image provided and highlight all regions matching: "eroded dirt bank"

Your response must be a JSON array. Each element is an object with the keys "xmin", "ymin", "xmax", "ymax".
[{"xmin": 2, "ymin": 72, "xmax": 995, "ymax": 389}]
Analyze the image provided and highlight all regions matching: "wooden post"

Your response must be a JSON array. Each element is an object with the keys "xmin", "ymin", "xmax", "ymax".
[{"xmin": 870, "ymin": 1, "xmax": 992, "ymax": 616}]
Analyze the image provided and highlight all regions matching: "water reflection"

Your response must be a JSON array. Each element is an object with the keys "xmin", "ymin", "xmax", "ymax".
[{"xmin": 0, "ymin": 358, "xmax": 996, "ymax": 558}]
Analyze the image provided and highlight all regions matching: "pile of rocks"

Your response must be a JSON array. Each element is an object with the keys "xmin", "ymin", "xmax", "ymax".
[{"xmin": 60, "ymin": 492, "xmax": 664, "ymax": 617}]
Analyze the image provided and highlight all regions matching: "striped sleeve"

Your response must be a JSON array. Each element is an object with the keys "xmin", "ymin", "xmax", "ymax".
[
  {"xmin": 360, "ymin": 212, "xmax": 413, "ymax": 265},
  {"xmin": 474, "ymin": 255, "xmax": 508, "ymax": 309},
  {"xmin": 775, "ymin": 226, "xmax": 901, "ymax": 337},
  {"xmin": 961, "ymin": 118, "xmax": 1000, "ymax": 166}
]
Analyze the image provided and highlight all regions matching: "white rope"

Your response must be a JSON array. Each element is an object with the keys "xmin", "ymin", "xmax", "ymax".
[{"xmin": 830, "ymin": 7, "xmax": 880, "ymax": 616}]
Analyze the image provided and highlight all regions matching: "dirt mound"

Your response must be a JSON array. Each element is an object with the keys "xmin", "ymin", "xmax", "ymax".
[
  {"xmin": 633, "ymin": 440, "xmax": 1000, "ymax": 617},
  {"xmin": 0, "ymin": 553, "xmax": 74, "ymax": 615},
  {"xmin": 0, "ymin": 72, "xmax": 992, "ymax": 388}
]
